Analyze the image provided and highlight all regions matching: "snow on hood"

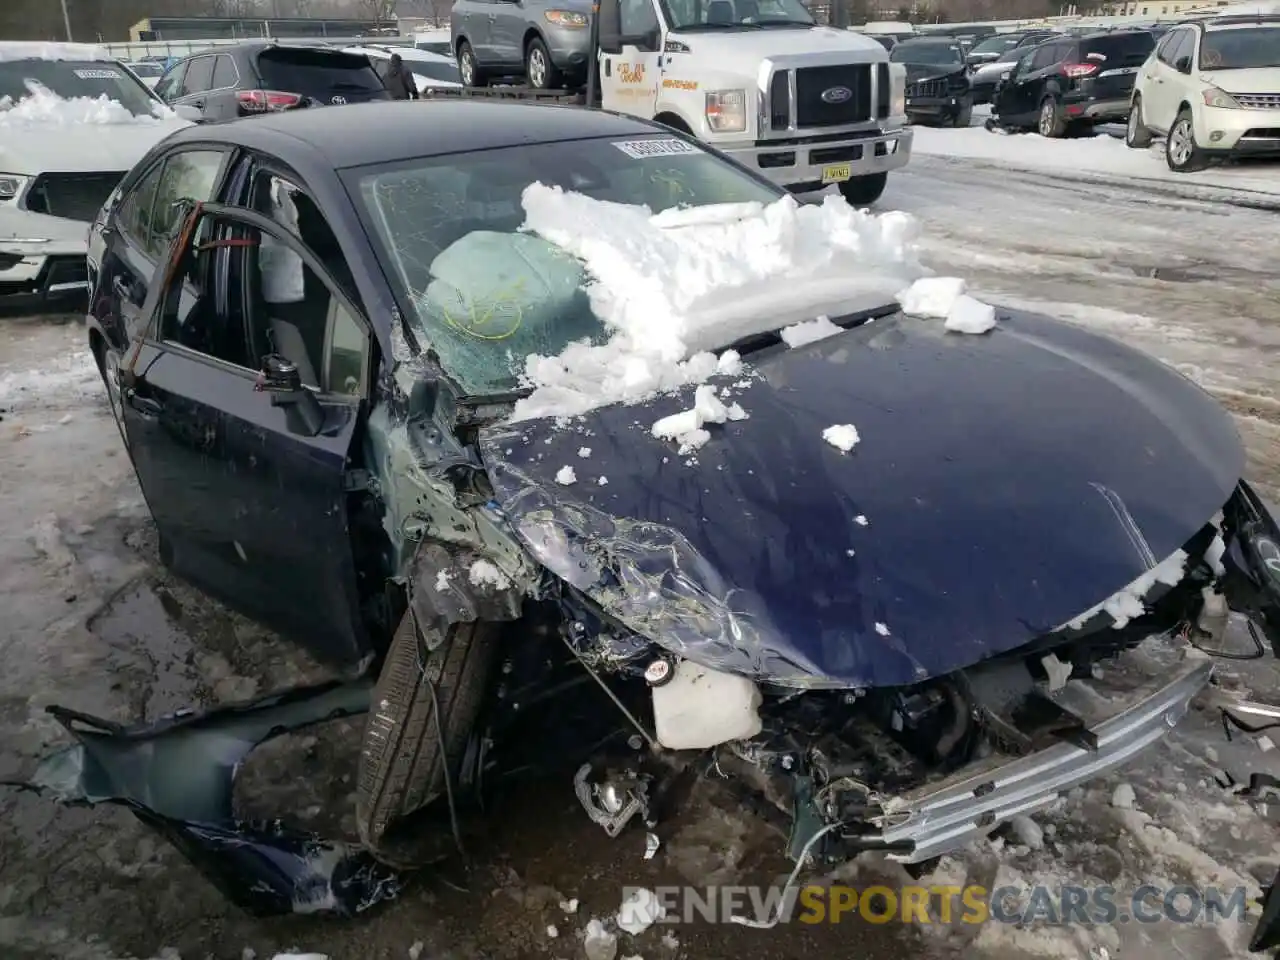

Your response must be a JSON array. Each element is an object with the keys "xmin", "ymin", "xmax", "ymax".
[
  {"xmin": 511, "ymin": 185, "xmax": 923, "ymax": 423},
  {"xmin": 0, "ymin": 85, "xmax": 190, "ymax": 175}
]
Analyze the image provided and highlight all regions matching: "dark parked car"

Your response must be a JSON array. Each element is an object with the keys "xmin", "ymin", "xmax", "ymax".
[
  {"xmin": 964, "ymin": 29, "xmax": 1059, "ymax": 66},
  {"xmin": 890, "ymin": 37, "xmax": 973, "ymax": 127},
  {"xmin": 153, "ymin": 41, "xmax": 391, "ymax": 121},
  {"xmin": 27, "ymin": 100, "xmax": 1280, "ymax": 919},
  {"xmin": 991, "ymin": 29, "xmax": 1156, "ymax": 136}
]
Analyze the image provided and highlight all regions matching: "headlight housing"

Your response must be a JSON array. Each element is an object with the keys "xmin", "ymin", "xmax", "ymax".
[
  {"xmin": 704, "ymin": 89, "xmax": 746, "ymax": 133},
  {"xmin": 1202, "ymin": 86, "xmax": 1241, "ymax": 109},
  {"xmin": 544, "ymin": 9, "xmax": 588, "ymax": 27},
  {"xmin": 890, "ymin": 67, "xmax": 906, "ymax": 117},
  {"xmin": 0, "ymin": 173, "xmax": 29, "ymax": 203}
]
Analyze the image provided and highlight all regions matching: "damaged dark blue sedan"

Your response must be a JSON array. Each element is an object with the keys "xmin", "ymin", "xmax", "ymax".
[{"xmin": 30, "ymin": 100, "xmax": 1280, "ymax": 947}]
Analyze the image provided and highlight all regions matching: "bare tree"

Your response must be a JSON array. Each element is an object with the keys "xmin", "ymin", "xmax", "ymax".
[{"xmin": 352, "ymin": 0, "xmax": 400, "ymax": 20}]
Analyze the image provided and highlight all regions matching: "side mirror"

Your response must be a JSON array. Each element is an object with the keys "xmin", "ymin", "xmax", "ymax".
[
  {"xmin": 634, "ymin": 26, "xmax": 661, "ymax": 52},
  {"xmin": 598, "ymin": 0, "xmax": 624, "ymax": 55},
  {"xmin": 257, "ymin": 354, "xmax": 324, "ymax": 436},
  {"xmin": 173, "ymin": 104, "xmax": 203, "ymax": 123},
  {"xmin": 1174, "ymin": 54, "xmax": 1192, "ymax": 74}
]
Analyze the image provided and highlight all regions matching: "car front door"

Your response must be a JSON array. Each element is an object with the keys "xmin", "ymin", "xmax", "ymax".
[
  {"xmin": 489, "ymin": 0, "xmax": 527, "ymax": 69},
  {"xmin": 171, "ymin": 54, "xmax": 215, "ymax": 113},
  {"xmin": 153, "ymin": 59, "xmax": 187, "ymax": 102},
  {"xmin": 118, "ymin": 203, "xmax": 374, "ymax": 668},
  {"xmin": 600, "ymin": 0, "xmax": 662, "ymax": 118}
]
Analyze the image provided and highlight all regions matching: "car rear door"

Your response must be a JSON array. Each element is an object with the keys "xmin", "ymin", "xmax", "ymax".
[
  {"xmin": 252, "ymin": 47, "xmax": 391, "ymax": 107},
  {"xmin": 118, "ymin": 202, "xmax": 375, "ymax": 668}
]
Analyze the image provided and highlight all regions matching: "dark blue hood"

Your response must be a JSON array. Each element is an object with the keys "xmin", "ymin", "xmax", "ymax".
[{"xmin": 478, "ymin": 309, "xmax": 1243, "ymax": 689}]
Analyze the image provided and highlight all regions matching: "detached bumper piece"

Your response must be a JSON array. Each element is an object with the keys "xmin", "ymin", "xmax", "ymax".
[
  {"xmin": 844, "ymin": 659, "xmax": 1213, "ymax": 864},
  {"xmin": 22, "ymin": 679, "xmax": 401, "ymax": 918}
]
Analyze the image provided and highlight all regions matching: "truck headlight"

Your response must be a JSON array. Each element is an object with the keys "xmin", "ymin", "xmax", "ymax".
[
  {"xmin": 544, "ymin": 9, "xmax": 589, "ymax": 26},
  {"xmin": 1202, "ymin": 86, "xmax": 1241, "ymax": 109},
  {"xmin": 0, "ymin": 174, "xmax": 28, "ymax": 203},
  {"xmin": 705, "ymin": 89, "xmax": 746, "ymax": 133}
]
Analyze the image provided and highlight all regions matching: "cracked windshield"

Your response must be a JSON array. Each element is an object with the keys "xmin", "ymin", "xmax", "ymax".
[{"xmin": 353, "ymin": 136, "xmax": 776, "ymax": 395}]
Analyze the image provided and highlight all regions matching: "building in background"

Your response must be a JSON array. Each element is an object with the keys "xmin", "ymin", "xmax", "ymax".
[
  {"xmin": 1094, "ymin": 0, "xmax": 1233, "ymax": 13},
  {"xmin": 129, "ymin": 16, "xmax": 398, "ymax": 41}
]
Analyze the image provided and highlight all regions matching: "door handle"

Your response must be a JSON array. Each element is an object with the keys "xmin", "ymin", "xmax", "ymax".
[
  {"xmin": 190, "ymin": 98, "xmax": 205, "ymax": 108},
  {"xmin": 125, "ymin": 390, "xmax": 163, "ymax": 418}
]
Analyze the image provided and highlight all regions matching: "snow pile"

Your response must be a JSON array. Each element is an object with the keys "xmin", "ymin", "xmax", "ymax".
[
  {"xmin": 1064, "ymin": 548, "xmax": 1189, "ymax": 630},
  {"xmin": 651, "ymin": 381, "xmax": 747, "ymax": 455},
  {"xmin": 821, "ymin": 423, "xmax": 860, "ymax": 453},
  {"xmin": 468, "ymin": 558, "xmax": 509, "ymax": 589},
  {"xmin": 0, "ymin": 81, "xmax": 176, "ymax": 126},
  {"xmin": 512, "ymin": 185, "xmax": 922, "ymax": 423},
  {"xmin": 896, "ymin": 276, "xmax": 996, "ymax": 334},
  {"xmin": 0, "ymin": 41, "xmax": 112, "ymax": 62}
]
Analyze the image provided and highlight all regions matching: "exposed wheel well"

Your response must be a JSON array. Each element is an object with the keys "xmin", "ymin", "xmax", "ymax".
[
  {"xmin": 1177, "ymin": 100, "xmax": 1192, "ymax": 114},
  {"xmin": 523, "ymin": 29, "xmax": 544, "ymax": 53},
  {"xmin": 455, "ymin": 36, "xmax": 469, "ymax": 57},
  {"xmin": 654, "ymin": 112, "xmax": 692, "ymax": 133}
]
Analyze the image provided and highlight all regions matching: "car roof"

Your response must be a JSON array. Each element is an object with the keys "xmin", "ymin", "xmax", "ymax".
[
  {"xmin": 894, "ymin": 37, "xmax": 960, "ymax": 46},
  {"xmin": 1202, "ymin": 13, "xmax": 1280, "ymax": 29},
  {"xmin": 166, "ymin": 99, "xmax": 662, "ymax": 170},
  {"xmin": 0, "ymin": 41, "xmax": 114, "ymax": 63}
]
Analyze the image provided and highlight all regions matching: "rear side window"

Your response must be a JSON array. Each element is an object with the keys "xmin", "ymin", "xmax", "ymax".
[
  {"xmin": 414, "ymin": 61, "xmax": 462, "ymax": 84},
  {"xmin": 211, "ymin": 54, "xmax": 238, "ymax": 88},
  {"xmin": 1081, "ymin": 32, "xmax": 1155, "ymax": 66},
  {"xmin": 254, "ymin": 49, "xmax": 386, "ymax": 99}
]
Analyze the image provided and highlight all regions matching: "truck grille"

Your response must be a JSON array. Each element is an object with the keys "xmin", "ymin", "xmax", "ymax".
[
  {"xmin": 1235, "ymin": 93, "xmax": 1280, "ymax": 110},
  {"xmin": 26, "ymin": 172, "xmax": 124, "ymax": 223},
  {"xmin": 906, "ymin": 78, "xmax": 947, "ymax": 99},
  {"xmin": 794, "ymin": 65, "xmax": 872, "ymax": 127}
]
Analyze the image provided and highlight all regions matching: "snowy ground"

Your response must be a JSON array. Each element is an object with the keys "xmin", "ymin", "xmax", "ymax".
[
  {"xmin": 912, "ymin": 106, "xmax": 1280, "ymax": 210},
  {"xmin": 2, "ymin": 153, "xmax": 1280, "ymax": 960}
]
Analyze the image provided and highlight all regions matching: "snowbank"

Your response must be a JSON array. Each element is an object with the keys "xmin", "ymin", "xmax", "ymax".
[
  {"xmin": 0, "ymin": 83, "xmax": 176, "ymax": 126},
  {"xmin": 0, "ymin": 42, "xmax": 112, "ymax": 63},
  {"xmin": 912, "ymin": 125, "xmax": 1280, "ymax": 199},
  {"xmin": 511, "ymin": 185, "xmax": 923, "ymax": 422}
]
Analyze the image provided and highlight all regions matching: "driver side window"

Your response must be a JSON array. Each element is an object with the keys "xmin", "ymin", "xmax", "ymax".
[{"xmin": 1029, "ymin": 44, "xmax": 1059, "ymax": 71}]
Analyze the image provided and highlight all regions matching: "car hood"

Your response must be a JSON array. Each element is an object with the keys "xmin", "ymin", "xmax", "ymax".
[
  {"xmin": 478, "ymin": 308, "xmax": 1242, "ymax": 689},
  {"xmin": 671, "ymin": 26, "xmax": 886, "ymax": 65},
  {"xmin": 0, "ymin": 118, "xmax": 188, "ymax": 176},
  {"xmin": 1202, "ymin": 68, "xmax": 1280, "ymax": 95},
  {"xmin": 901, "ymin": 62, "xmax": 966, "ymax": 81},
  {"xmin": 0, "ymin": 205, "xmax": 90, "ymax": 245},
  {"xmin": 973, "ymin": 60, "xmax": 1016, "ymax": 80}
]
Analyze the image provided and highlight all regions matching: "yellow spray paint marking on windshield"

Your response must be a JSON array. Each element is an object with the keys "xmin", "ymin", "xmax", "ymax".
[
  {"xmin": 441, "ymin": 277, "xmax": 527, "ymax": 341},
  {"xmin": 649, "ymin": 169, "xmax": 694, "ymax": 206}
]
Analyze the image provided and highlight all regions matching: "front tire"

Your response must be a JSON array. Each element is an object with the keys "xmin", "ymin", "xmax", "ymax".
[
  {"xmin": 1125, "ymin": 96, "xmax": 1153, "ymax": 148},
  {"xmin": 525, "ymin": 37, "xmax": 562, "ymax": 90},
  {"xmin": 356, "ymin": 611, "xmax": 499, "ymax": 864},
  {"xmin": 952, "ymin": 101, "xmax": 973, "ymax": 128},
  {"xmin": 1166, "ymin": 108, "xmax": 1209, "ymax": 172},
  {"xmin": 838, "ymin": 172, "xmax": 888, "ymax": 207},
  {"xmin": 457, "ymin": 41, "xmax": 488, "ymax": 88}
]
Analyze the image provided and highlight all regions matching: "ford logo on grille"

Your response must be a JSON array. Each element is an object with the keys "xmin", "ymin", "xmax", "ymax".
[{"xmin": 820, "ymin": 85, "xmax": 852, "ymax": 104}]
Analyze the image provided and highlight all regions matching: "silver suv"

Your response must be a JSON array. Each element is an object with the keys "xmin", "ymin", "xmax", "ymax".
[{"xmin": 451, "ymin": 0, "xmax": 594, "ymax": 89}]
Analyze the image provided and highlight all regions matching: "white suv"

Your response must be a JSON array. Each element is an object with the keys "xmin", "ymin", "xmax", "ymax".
[{"xmin": 1126, "ymin": 14, "xmax": 1280, "ymax": 172}]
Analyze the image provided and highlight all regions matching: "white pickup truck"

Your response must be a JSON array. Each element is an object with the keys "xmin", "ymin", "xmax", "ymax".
[{"xmin": 453, "ymin": 0, "xmax": 911, "ymax": 206}]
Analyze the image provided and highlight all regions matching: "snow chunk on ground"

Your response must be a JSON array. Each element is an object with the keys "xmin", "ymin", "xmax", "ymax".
[
  {"xmin": 617, "ymin": 887, "xmax": 666, "ymax": 935},
  {"xmin": 560, "ymin": 897, "xmax": 579, "ymax": 914},
  {"xmin": 469, "ymin": 559, "xmax": 509, "ymax": 590},
  {"xmin": 874, "ymin": 622, "xmax": 890, "ymax": 636},
  {"xmin": 1065, "ymin": 549, "xmax": 1189, "ymax": 630},
  {"xmin": 896, "ymin": 276, "xmax": 995, "ymax": 335},
  {"xmin": 583, "ymin": 918, "xmax": 617, "ymax": 960},
  {"xmin": 822, "ymin": 424, "xmax": 860, "ymax": 453},
  {"xmin": 577, "ymin": 446, "xmax": 592, "ymax": 458},
  {"xmin": 555, "ymin": 465, "xmax": 577, "ymax": 485},
  {"xmin": 1009, "ymin": 814, "xmax": 1045, "ymax": 850},
  {"xmin": 511, "ymin": 186, "xmax": 922, "ymax": 422},
  {"xmin": 1111, "ymin": 783, "xmax": 1137, "ymax": 809},
  {"xmin": 0, "ymin": 82, "xmax": 178, "ymax": 126},
  {"xmin": 854, "ymin": 515, "xmax": 868, "ymax": 526},
  {"xmin": 434, "ymin": 569, "xmax": 451, "ymax": 592},
  {"xmin": 781, "ymin": 315, "xmax": 842, "ymax": 348}
]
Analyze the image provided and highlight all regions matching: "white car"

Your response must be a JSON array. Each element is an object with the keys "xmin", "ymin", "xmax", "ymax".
[
  {"xmin": 0, "ymin": 42, "xmax": 197, "ymax": 316},
  {"xmin": 124, "ymin": 60, "xmax": 164, "ymax": 88},
  {"xmin": 1126, "ymin": 13, "xmax": 1280, "ymax": 172},
  {"xmin": 343, "ymin": 45, "xmax": 463, "ymax": 94}
]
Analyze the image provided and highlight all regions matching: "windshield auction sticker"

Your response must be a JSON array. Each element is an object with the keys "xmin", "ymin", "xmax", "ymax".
[
  {"xmin": 73, "ymin": 68, "xmax": 122, "ymax": 80},
  {"xmin": 611, "ymin": 137, "xmax": 698, "ymax": 159}
]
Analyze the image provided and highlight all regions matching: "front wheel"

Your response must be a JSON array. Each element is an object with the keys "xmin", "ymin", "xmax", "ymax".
[
  {"xmin": 1125, "ymin": 96, "xmax": 1153, "ymax": 148},
  {"xmin": 1166, "ymin": 109, "xmax": 1209, "ymax": 172},
  {"xmin": 525, "ymin": 37, "xmax": 563, "ymax": 90},
  {"xmin": 838, "ymin": 172, "xmax": 888, "ymax": 207},
  {"xmin": 952, "ymin": 102, "xmax": 973, "ymax": 128},
  {"xmin": 457, "ymin": 41, "xmax": 488, "ymax": 88},
  {"xmin": 356, "ymin": 611, "xmax": 500, "ymax": 865}
]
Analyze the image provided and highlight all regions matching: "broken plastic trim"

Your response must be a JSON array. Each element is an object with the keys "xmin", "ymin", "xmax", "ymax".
[{"xmin": 21, "ymin": 679, "xmax": 402, "ymax": 918}]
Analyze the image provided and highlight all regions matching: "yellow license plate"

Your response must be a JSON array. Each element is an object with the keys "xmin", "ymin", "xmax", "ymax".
[{"xmin": 821, "ymin": 163, "xmax": 853, "ymax": 184}]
